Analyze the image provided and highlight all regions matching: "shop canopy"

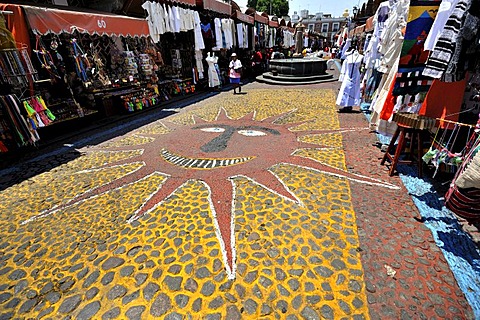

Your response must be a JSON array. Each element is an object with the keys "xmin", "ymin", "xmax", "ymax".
[
  {"xmin": 365, "ymin": 16, "xmax": 374, "ymax": 32},
  {"xmin": 22, "ymin": 5, "xmax": 150, "ymax": 37},
  {"xmin": 268, "ymin": 15, "xmax": 279, "ymax": 27},
  {"xmin": 353, "ymin": 24, "xmax": 366, "ymax": 36},
  {"xmin": 244, "ymin": 8, "xmax": 268, "ymax": 24},
  {"xmin": 198, "ymin": 0, "xmax": 232, "ymax": 15},
  {"xmin": 122, "ymin": 0, "xmax": 196, "ymax": 17},
  {"xmin": 232, "ymin": 10, "xmax": 254, "ymax": 24},
  {"xmin": 230, "ymin": 1, "xmax": 253, "ymax": 24}
]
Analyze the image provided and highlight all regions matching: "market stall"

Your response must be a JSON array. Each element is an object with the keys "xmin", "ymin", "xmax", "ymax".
[
  {"xmin": 335, "ymin": 0, "xmax": 480, "ymax": 220},
  {"xmin": 0, "ymin": 3, "xmax": 204, "ymax": 152}
]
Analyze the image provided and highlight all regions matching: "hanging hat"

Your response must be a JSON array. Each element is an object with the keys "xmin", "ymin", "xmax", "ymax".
[{"xmin": 231, "ymin": 53, "xmax": 237, "ymax": 57}]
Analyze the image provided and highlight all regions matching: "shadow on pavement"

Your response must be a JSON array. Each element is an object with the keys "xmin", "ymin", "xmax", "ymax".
[{"xmin": 0, "ymin": 90, "xmax": 220, "ymax": 191}]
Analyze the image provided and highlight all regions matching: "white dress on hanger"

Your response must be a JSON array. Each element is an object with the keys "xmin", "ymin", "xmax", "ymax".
[
  {"xmin": 172, "ymin": 6, "xmax": 181, "ymax": 33},
  {"xmin": 336, "ymin": 51, "xmax": 364, "ymax": 107},
  {"xmin": 195, "ymin": 50, "xmax": 204, "ymax": 79},
  {"xmin": 206, "ymin": 53, "xmax": 221, "ymax": 87},
  {"xmin": 237, "ymin": 23, "xmax": 244, "ymax": 48},
  {"xmin": 193, "ymin": 11, "xmax": 205, "ymax": 50},
  {"xmin": 214, "ymin": 18, "xmax": 223, "ymax": 48},
  {"xmin": 222, "ymin": 19, "xmax": 233, "ymax": 49},
  {"xmin": 163, "ymin": 4, "xmax": 172, "ymax": 33}
]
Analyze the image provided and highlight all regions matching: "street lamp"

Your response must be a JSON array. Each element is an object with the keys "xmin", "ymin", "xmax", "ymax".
[{"xmin": 352, "ymin": 6, "xmax": 359, "ymax": 21}]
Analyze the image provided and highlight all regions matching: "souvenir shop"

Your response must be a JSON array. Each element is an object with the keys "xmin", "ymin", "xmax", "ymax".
[
  {"xmin": 336, "ymin": 0, "xmax": 480, "ymax": 220},
  {"xmin": 0, "ymin": 1, "xmax": 208, "ymax": 153}
]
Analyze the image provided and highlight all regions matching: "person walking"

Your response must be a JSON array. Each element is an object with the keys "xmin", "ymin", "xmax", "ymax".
[{"xmin": 229, "ymin": 53, "xmax": 242, "ymax": 94}]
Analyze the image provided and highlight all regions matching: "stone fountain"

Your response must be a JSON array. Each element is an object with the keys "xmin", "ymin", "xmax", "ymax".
[{"xmin": 256, "ymin": 20, "xmax": 335, "ymax": 85}]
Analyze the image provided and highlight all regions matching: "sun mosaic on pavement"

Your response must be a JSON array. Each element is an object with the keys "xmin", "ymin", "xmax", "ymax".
[{"xmin": 0, "ymin": 89, "xmax": 399, "ymax": 319}]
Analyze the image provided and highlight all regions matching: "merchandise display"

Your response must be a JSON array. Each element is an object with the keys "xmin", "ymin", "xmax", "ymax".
[
  {"xmin": 0, "ymin": 3, "xmax": 280, "ymax": 153},
  {"xmin": 335, "ymin": 0, "xmax": 480, "ymax": 219}
]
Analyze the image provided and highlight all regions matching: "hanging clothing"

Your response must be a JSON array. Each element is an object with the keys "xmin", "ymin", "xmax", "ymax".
[
  {"xmin": 377, "ymin": 0, "xmax": 408, "ymax": 74},
  {"xmin": 244, "ymin": 24, "xmax": 249, "ymax": 49},
  {"xmin": 230, "ymin": 19, "xmax": 238, "ymax": 47},
  {"xmin": 222, "ymin": 19, "xmax": 233, "ymax": 49},
  {"xmin": 0, "ymin": 94, "xmax": 39, "ymax": 151},
  {"xmin": 168, "ymin": 6, "xmax": 176, "ymax": 34},
  {"xmin": 369, "ymin": 59, "xmax": 400, "ymax": 136},
  {"xmin": 214, "ymin": 18, "xmax": 223, "ymax": 48},
  {"xmin": 418, "ymin": 78, "xmax": 467, "ymax": 121},
  {"xmin": 195, "ymin": 50, "xmax": 204, "ymax": 79},
  {"xmin": 142, "ymin": 1, "xmax": 160, "ymax": 43},
  {"xmin": 172, "ymin": 6, "xmax": 181, "ymax": 33},
  {"xmin": 340, "ymin": 39, "xmax": 351, "ymax": 60},
  {"xmin": 193, "ymin": 11, "xmax": 205, "ymax": 50},
  {"xmin": 163, "ymin": 4, "xmax": 172, "ymax": 33},
  {"xmin": 237, "ymin": 23, "xmax": 244, "ymax": 48},
  {"xmin": 206, "ymin": 54, "xmax": 221, "ymax": 87},
  {"xmin": 364, "ymin": 1, "xmax": 391, "ymax": 70},
  {"xmin": 423, "ymin": 0, "xmax": 474, "ymax": 80},
  {"xmin": 336, "ymin": 52, "xmax": 364, "ymax": 107},
  {"xmin": 424, "ymin": 0, "xmax": 460, "ymax": 50}
]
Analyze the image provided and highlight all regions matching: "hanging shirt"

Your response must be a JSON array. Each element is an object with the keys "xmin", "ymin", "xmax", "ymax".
[
  {"xmin": 163, "ymin": 4, "xmax": 172, "ymax": 33},
  {"xmin": 377, "ymin": 0, "xmax": 408, "ymax": 74},
  {"xmin": 231, "ymin": 21, "xmax": 237, "ymax": 47},
  {"xmin": 185, "ymin": 9, "xmax": 195, "ymax": 31},
  {"xmin": 243, "ymin": 24, "xmax": 249, "ymax": 49},
  {"xmin": 222, "ymin": 19, "xmax": 233, "ymax": 49},
  {"xmin": 214, "ymin": 18, "xmax": 223, "ymax": 48},
  {"xmin": 195, "ymin": 50, "xmax": 204, "ymax": 79},
  {"xmin": 201, "ymin": 22, "xmax": 213, "ymax": 39},
  {"xmin": 155, "ymin": 2, "xmax": 166, "ymax": 35},
  {"xmin": 424, "ymin": 0, "xmax": 460, "ymax": 51},
  {"xmin": 193, "ymin": 11, "xmax": 205, "ymax": 50},
  {"xmin": 363, "ymin": 1, "xmax": 391, "ymax": 69},
  {"xmin": 237, "ymin": 23, "xmax": 244, "ymax": 48},
  {"xmin": 172, "ymin": 6, "xmax": 181, "ymax": 33},
  {"xmin": 168, "ymin": 6, "xmax": 176, "ymax": 34},
  {"xmin": 142, "ymin": 1, "xmax": 160, "ymax": 43}
]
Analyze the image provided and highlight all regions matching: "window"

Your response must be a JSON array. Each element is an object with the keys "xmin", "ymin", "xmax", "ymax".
[
  {"xmin": 308, "ymin": 24, "xmax": 315, "ymax": 31},
  {"xmin": 321, "ymin": 23, "xmax": 329, "ymax": 33},
  {"xmin": 332, "ymin": 23, "xmax": 340, "ymax": 32}
]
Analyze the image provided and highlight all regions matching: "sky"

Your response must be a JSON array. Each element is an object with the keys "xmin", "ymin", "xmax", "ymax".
[{"xmin": 235, "ymin": 0, "xmax": 361, "ymax": 18}]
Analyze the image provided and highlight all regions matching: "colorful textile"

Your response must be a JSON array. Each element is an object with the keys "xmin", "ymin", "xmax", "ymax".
[
  {"xmin": 423, "ymin": 0, "xmax": 476, "ymax": 80},
  {"xmin": 418, "ymin": 78, "xmax": 467, "ymax": 124},
  {"xmin": 393, "ymin": 1, "xmax": 441, "ymax": 96},
  {"xmin": 445, "ymin": 132, "xmax": 480, "ymax": 221}
]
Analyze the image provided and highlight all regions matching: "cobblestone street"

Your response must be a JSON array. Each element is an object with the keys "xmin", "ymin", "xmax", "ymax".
[{"xmin": 0, "ymin": 84, "xmax": 477, "ymax": 319}]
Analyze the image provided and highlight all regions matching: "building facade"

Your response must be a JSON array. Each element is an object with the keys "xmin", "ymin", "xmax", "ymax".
[{"xmin": 292, "ymin": 10, "xmax": 347, "ymax": 46}]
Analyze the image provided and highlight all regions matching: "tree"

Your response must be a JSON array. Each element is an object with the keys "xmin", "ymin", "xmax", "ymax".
[
  {"xmin": 254, "ymin": 0, "xmax": 289, "ymax": 17},
  {"xmin": 246, "ymin": 0, "xmax": 258, "ymax": 9}
]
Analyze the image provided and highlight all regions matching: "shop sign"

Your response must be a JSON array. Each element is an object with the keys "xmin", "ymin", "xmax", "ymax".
[{"xmin": 23, "ymin": 5, "xmax": 150, "ymax": 38}]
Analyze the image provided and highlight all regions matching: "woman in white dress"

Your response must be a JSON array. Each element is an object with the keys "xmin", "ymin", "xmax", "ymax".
[{"xmin": 206, "ymin": 52, "xmax": 221, "ymax": 88}]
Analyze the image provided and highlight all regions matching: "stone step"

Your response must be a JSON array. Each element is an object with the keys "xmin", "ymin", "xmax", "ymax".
[{"xmin": 256, "ymin": 72, "xmax": 337, "ymax": 85}]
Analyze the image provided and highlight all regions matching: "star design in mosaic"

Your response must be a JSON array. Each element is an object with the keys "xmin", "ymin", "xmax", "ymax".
[{"xmin": 23, "ymin": 108, "xmax": 399, "ymax": 279}]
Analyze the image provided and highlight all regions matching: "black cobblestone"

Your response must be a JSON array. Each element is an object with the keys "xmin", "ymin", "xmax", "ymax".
[{"xmin": 77, "ymin": 301, "xmax": 101, "ymax": 320}]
